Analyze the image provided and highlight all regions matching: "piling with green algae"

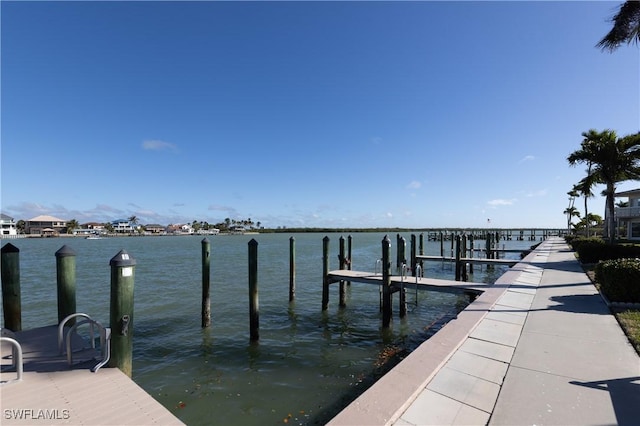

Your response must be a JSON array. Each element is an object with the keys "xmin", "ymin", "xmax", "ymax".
[
  {"xmin": 109, "ymin": 249, "xmax": 136, "ymax": 377},
  {"xmin": 1, "ymin": 243, "xmax": 21, "ymax": 332},
  {"xmin": 55, "ymin": 245, "xmax": 77, "ymax": 325},
  {"xmin": 289, "ymin": 237, "xmax": 296, "ymax": 302},
  {"xmin": 381, "ymin": 235, "xmax": 392, "ymax": 328},
  {"xmin": 322, "ymin": 236, "xmax": 330, "ymax": 311},
  {"xmin": 202, "ymin": 238, "xmax": 211, "ymax": 328},
  {"xmin": 248, "ymin": 239, "xmax": 259, "ymax": 342}
]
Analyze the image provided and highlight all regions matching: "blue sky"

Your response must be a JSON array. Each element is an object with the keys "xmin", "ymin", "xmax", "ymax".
[{"xmin": 1, "ymin": 1, "xmax": 638, "ymax": 229}]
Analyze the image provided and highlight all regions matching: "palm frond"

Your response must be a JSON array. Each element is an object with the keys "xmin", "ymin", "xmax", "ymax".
[{"xmin": 597, "ymin": 0, "xmax": 640, "ymax": 52}]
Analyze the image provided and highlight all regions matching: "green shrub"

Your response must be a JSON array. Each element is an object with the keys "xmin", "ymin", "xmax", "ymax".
[
  {"xmin": 571, "ymin": 238, "xmax": 606, "ymax": 263},
  {"xmin": 570, "ymin": 237, "xmax": 640, "ymax": 263},
  {"xmin": 595, "ymin": 258, "xmax": 640, "ymax": 303}
]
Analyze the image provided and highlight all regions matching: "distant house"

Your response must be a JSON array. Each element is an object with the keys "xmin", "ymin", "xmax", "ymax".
[
  {"xmin": 181, "ymin": 224, "xmax": 194, "ymax": 234},
  {"xmin": 111, "ymin": 219, "xmax": 135, "ymax": 234},
  {"xmin": 614, "ymin": 188, "xmax": 640, "ymax": 240},
  {"xmin": 145, "ymin": 224, "xmax": 165, "ymax": 234},
  {"xmin": 0, "ymin": 214, "xmax": 17, "ymax": 236},
  {"xmin": 26, "ymin": 215, "xmax": 67, "ymax": 235},
  {"xmin": 166, "ymin": 224, "xmax": 193, "ymax": 235},
  {"xmin": 229, "ymin": 225, "xmax": 245, "ymax": 234},
  {"xmin": 84, "ymin": 222, "xmax": 106, "ymax": 231}
]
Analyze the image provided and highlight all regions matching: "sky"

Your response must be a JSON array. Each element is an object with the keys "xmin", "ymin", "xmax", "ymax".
[{"xmin": 1, "ymin": 1, "xmax": 638, "ymax": 229}]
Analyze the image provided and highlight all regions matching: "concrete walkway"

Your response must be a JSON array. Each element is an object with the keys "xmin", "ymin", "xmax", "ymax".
[{"xmin": 330, "ymin": 238, "xmax": 640, "ymax": 425}]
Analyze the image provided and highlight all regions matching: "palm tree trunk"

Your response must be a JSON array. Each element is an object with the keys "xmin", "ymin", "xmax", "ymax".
[
  {"xmin": 584, "ymin": 196, "xmax": 589, "ymax": 237},
  {"xmin": 606, "ymin": 183, "xmax": 616, "ymax": 244}
]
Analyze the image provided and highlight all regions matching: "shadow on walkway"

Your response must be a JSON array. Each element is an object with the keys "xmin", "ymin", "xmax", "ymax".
[{"xmin": 569, "ymin": 376, "xmax": 640, "ymax": 426}]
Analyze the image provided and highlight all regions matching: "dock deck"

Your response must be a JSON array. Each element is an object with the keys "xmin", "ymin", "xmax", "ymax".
[
  {"xmin": 327, "ymin": 270, "xmax": 487, "ymax": 294},
  {"xmin": 416, "ymin": 255, "xmax": 520, "ymax": 266},
  {"xmin": 0, "ymin": 325, "xmax": 184, "ymax": 425}
]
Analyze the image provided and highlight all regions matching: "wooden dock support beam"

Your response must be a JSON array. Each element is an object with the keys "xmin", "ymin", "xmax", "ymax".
[
  {"xmin": 248, "ymin": 239, "xmax": 259, "ymax": 341},
  {"xmin": 1, "ymin": 243, "xmax": 21, "ymax": 332},
  {"xmin": 410, "ymin": 234, "xmax": 417, "ymax": 277},
  {"xmin": 201, "ymin": 238, "xmax": 211, "ymax": 328},
  {"xmin": 469, "ymin": 235, "xmax": 474, "ymax": 274},
  {"xmin": 322, "ymin": 236, "xmax": 330, "ymax": 311},
  {"xmin": 455, "ymin": 235, "xmax": 462, "ymax": 281},
  {"xmin": 55, "ymin": 245, "xmax": 77, "ymax": 325},
  {"xmin": 339, "ymin": 236, "xmax": 346, "ymax": 307},
  {"xmin": 397, "ymin": 236, "xmax": 406, "ymax": 275},
  {"xmin": 289, "ymin": 237, "xmax": 296, "ymax": 302},
  {"xmin": 109, "ymin": 250, "xmax": 136, "ymax": 377},
  {"xmin": 382, "ymin": 236, "xmax": 392, "ymax": 328}
]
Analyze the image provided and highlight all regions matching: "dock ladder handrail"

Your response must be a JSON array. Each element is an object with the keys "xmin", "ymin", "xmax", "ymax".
[
  {"xmin": 400, "ymin": 264, "xmax": 419, "ymax": 307},
  {"xmin": 58, "ymin": 313, "xmax": 111, "ymax": 373},
  {"xmin": 0, "ymin": 332, "xmax": 23, "ymax": 384}
]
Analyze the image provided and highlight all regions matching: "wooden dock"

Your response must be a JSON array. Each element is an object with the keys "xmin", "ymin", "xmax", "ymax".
[
  {"xmin": 416, "ymin": 255, "xmax": 520, "ymax": 266},
  {"xmin": 327, "ymin": 270, "xmax": 488, "ymax": 295},
  {"xmin": 0, "ymin": 325, "xmax": 184, "ymax": 425}
]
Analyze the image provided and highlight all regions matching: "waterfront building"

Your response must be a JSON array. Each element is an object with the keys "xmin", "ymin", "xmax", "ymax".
[
  {"xmin": 25, "ymin": 215, "xmax": 67, "ymax": 235},
  {"xmin": 614, "ymin": 188, "xmax": 640, "ymax": 240},
  {"xmin": 111, "ymin": 219, "xmax": 136, "ymax": 233},
  {"xmin": 0, "ymin": 213, "xmax": 17, "ymax": 236}
]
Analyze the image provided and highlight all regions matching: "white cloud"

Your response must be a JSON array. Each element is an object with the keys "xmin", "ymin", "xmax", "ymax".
[
  {"xmin": 142, "ymin": 139, "xmax": 177, "ymax": 151},
  {"xmin": 407, "ymin": 180, "xmax": 422, "ymax": 190},
  {"xmin": 518, "ymin": 155, "xmax": 535, "ymax": 164},
  {"xmin": 487, "ymin": 198, "xmax": 516, "ymax": 206}
]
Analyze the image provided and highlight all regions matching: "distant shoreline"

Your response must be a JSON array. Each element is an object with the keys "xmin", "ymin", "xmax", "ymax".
[{"xmin": 1, "ymin": 227, "xmax": 566, "ymax": 240}]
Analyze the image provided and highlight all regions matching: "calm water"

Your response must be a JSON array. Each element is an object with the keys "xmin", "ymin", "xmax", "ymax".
[{"xmin": 1, "ymin": 232, "xmax": 535, "ymax": 425}]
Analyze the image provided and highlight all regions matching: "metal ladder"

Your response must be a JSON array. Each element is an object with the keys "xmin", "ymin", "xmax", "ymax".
[{"xmin": 57, "ymin": 313, "xmax": 111, "ymax": 373}]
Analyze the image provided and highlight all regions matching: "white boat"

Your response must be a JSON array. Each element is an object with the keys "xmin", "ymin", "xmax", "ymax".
[{"xmin": 85, "ymin": 235, "xmax": 103, "ymax": 240}]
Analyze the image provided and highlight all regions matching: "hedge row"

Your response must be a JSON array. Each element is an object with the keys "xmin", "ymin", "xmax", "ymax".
[
  {"xmin": 566, "ymin": 237, "xmax": 640, "ymax": 264},
  {"xmin": 594, "ymin": 259, "xmax": 640, "ymax": 303}
]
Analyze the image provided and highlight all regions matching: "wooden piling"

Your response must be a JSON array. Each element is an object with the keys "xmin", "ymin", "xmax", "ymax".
[
  {"xmin": 382, "ymin": 235, "xmax": 392, "ymax": 328},
  {"xmin": 201, "ymin": 238, "xmax": 211, "ymax": 328},
  {"xmin": 410, "ymin": 234, "xmax": 417, "ymax": 277},
  {"xmin": 469, "ymin": 235, "xmax": 475, "ymax": 274},
  {"xmin": 55, "ymin": 245, "xmax": 77, "ymax": 325},
  {"xmin": 339, "ymin": 236, "xmax": 346, "ymax": 307},
  {"xmin": 347, "ymin": 235, "xmax": 352, "ymax": 286},
  {"xmin": 289, "ymin": 237, "xmax": 296, "ymax": 302},
  {"xmin": 398, "ymin": 236, "xmax": 406, "ymax": 274},
  {"xmin": 461, "ymin": 235, "xmax": 468, "ymax": 282},
  {"xmin": 109, "ymin": 250, "xmax": 136, "ymax": 377},
  {"xmin": 248, "ymin": 239, "xmax": 259, "ymax": 341},
  {"xmin": 439, "ymin": 232, "xmax": 444, "ymax": 257},
  {"xmin": 322, "ymin": 236, "xmax": 330, "ymax": 311},
  {"xmin": 455, "ymin": 235, "xmax": 461, "ymax": 281},
  {"xmin": 1, "ymin": 243, "xmax": 21, "ymax": 332},
  {"xmin": 396, "ymin": 234, "xmax": 402, "ymax": 271}
]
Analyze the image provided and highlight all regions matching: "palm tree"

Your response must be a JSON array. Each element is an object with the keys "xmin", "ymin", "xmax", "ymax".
[
  {"xmin": 568, "ymin": 130, "xmax": 601, "ymax": 236},
  {"xmin": 128, "ymin": 215, "xmax": 139, "ymax": 232},
  {"xmin": 573, "ymin": 178, "xmax": 595, "ymax": 236},
  {"xmin": 563, "ymin": 206, "xmax": 581, "ymax": 233},
  {"xmin": 597, "ymin": 1, "xmax": 640, "ymax": 51},
  {"xmin": 568, "ymin": 129, "xmax": 640, "ymax": 243},
  {"xmin": 565, "ymin": 188, "xmax": 579, "ymax": 232},
  {"xmin": 66, "ymin": 219, "xmax": 80, "ymax": 234}
]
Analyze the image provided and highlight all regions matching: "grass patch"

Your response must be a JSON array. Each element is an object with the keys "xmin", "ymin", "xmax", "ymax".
[{"xmin": 616, "ymin": 310, "xmax": 640, "ymax": 355}]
